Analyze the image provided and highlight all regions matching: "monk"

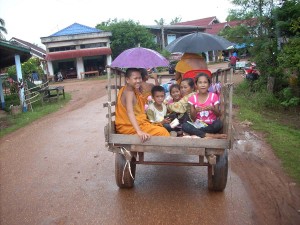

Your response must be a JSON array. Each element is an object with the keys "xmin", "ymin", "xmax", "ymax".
[
  {"xmin": 175, "ymin": 53, "xmax": 208, "ymax": 84},
  {"xmin": 139, "ymin": 68, "xmax": 159, "ymax": 106},
  {"xmin": 115, "ymin": 68, "xmax": 170, "ymax": 142}
]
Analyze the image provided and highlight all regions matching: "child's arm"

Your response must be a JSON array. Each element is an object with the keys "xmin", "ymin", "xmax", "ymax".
[
  {"xmin": 125, "ymin": 90, "xmax": 150, "ymax": 142},
  {"xmin": 146, "ymin": 108, "xmax": 155, "ymax": 123},
  {"xmin": 190, "ymin": 104, "xmax": 197, "ymax": 121},
  {"xmin": 167, "ymin": 95, "xmax": 189, "ymax": 114}
]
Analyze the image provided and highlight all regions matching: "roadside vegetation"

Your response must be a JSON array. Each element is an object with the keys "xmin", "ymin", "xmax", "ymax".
[
  {"xmin": 0, "ymin": 93, "xmax": 71, "ymax": 138},
  {"xmin": 234, "ymin": 80, "xmax": 300, "ymax": 183},
  {"xmin": 224, "ymin": 0, "xmax": 300, "ymax": 183}
]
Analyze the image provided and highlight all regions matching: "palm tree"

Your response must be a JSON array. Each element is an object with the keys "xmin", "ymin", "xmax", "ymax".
[
  {"xmin": 154, "ymin": 18, "xmax": 165, "ymax": 26},
  {"xmin": 0, "ymin": 18, "xmax": 7, "ymax": 40},
  {"xmin": 170, "ymin": 17, "xmax": 182, "ymax": 25}
]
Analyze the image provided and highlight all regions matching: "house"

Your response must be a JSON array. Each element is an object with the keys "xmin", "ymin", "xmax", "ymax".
[
  {"xmin": 145, "ymin": 25, "xmax": 206, "ymax": 49},
  {"xmin": 41, "ymin": 23, "xmax": 112, "ymax": 79},
  {"xmin": 0, "ymin": 39, "xmax": 32, "ymax": 110},
  {"xmin": 9, "ymin": 37, "xmax": 47, "ymax": 75},
  {"xmin": 10, "ymin": 37, "xmax": 46, "ymax": 59}
]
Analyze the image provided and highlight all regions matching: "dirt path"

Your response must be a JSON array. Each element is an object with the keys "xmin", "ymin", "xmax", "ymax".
[{"xmin": 0, "ymin": 67, "xmax": 300, "ymax": 224}]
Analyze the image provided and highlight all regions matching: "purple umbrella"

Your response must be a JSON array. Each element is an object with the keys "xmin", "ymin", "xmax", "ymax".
[{"xmin": 110, "ymin": 47, "xmax": 169, "ymax": 68}]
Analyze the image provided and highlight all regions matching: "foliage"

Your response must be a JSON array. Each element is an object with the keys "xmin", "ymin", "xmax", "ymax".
[
  {"xmin": 227, "ymin": 0, "xmax": 300, "ymax": 107},
  {"xmin": 219, "ymin": 24, "xmax": 250, "ymax": 43},
  {"xmin": 96, "ymin": 19, "xmax": 158, "ymax": 59},
  {"xmin": 0, "ymin": 17, "xmax": 7, "ymax": 39},
  {"xmin": 0, "ymin": 93, "xmax": 71, "ymax": 138},
  {"xmin": 170, "ymin": 17, "xmax": 182, "ymax": 25},
  {"xmin": 3, "ymin": 93, "xmax": 19, "ymax": 111},
  {"xmin": 234, "ymin": 81, "xmax": 300, "ymax": 183},
  {"xmin": 7, "ymin": 57, "xmax": 45, "ymax": 81},
  {"xmin": 154, "ymin": 18, "xmax": 166, "ymax": 26}
]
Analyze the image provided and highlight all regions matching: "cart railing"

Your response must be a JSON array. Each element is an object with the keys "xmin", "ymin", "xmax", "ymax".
[{"xmin": 104, "ymin": 66, "xmax": 233, "ymax": 151}]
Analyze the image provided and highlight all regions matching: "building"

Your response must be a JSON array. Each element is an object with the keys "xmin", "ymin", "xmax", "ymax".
[
  {"xmin": 41, "ymin": 23, "xmax": 112, "ymax": 79},
  {"xmin": 9, "ymin": 37, "xmax": 47, "ymax": 75}
]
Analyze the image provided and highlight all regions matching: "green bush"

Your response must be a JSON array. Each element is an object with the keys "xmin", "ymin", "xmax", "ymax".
[{"xmin": 4, "ymin": 94, "xmax": 20, "ymax": 112}]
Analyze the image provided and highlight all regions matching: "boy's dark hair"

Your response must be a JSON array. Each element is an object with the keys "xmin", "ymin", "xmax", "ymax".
[
  {"xmin": 195, "ymin": 72, "xmax": 211, "ymax": 85},
  {"xmin": 151, "ymin": 85, "xmax": 165, "ymax": 97},
  {"xmin": 169, "ymin": 83, "xmax": 180, "ymax": 93},
  {"xmin": 181, "ymin": 78, "xmax": 195, "ymax": 89},
  {"xmin": 140, "ymin": 68, "xmax": 148, "ymax": 80},
  {"xmin": 125, "ymin": 68, "xmax": 141, "ymax": 78}
]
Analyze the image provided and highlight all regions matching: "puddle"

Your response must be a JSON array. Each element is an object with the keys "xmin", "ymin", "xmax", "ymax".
[{"xmin": 234, "ymin": 131, "xmax": 263, "ymax": 155}]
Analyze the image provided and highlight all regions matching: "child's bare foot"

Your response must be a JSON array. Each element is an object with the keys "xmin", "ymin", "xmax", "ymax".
[
  {"xmin": 182, "ymin": 135, "xmax": 192, "ymax": 138},
  {"xmin": 191, "ymin": 135, "xmax": 200, "ymax": 138},
  {"xmin": 205, "ymin": 133, "xmax": 227, "ymax": 139}
]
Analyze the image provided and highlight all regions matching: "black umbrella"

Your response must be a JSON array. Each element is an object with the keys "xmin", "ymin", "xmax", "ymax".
[{"xmin": 165, "ymin": 32, "xmax": 233, "ymax": 53}]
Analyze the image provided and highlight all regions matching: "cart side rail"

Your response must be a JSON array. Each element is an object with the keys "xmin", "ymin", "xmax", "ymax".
[{"xmin": 104, "ymin": 67, "xmax": 233, "ymax": 148}]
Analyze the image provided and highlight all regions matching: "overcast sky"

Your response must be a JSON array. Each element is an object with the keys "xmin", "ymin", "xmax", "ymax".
[{"xmin": 0, "ymin": 0, "xmax": 234, "ymax": 50}]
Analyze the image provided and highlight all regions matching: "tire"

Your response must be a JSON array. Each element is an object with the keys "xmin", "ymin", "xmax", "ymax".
[
  {"xmin": 207, "ymin": 149, "xmax": 228, "ymax": 191},
  {"xmin": 115, "ymin": 153, "xmax": 136, "ymax": 188}
]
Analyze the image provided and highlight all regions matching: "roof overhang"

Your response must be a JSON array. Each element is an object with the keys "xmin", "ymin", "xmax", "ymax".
[
  {"xmin": 45, "ymin": 47, "xmax": 112, "ymax": 61},
  {"xmin": 0, "ymin": 40, "xmax": 32, "ymax": 68}
]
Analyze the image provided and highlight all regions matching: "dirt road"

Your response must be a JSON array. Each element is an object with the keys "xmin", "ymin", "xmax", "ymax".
[{"xmin": 1, "ymin": 66, "xmax": 300, "ymax": 225}]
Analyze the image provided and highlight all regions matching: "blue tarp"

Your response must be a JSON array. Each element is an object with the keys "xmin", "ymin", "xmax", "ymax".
[{"xmin": 234, "ymin": 43, "xmax": 254, "ymax": 49}]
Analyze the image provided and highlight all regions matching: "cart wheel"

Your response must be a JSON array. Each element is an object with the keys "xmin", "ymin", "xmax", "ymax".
[
  {"xmin": 207, "ymin": 149, "xmax": 228, "ymax": 191},
  {"xmin": 115, "ymin": 153, "xmax": 136, "ymax": 188}
]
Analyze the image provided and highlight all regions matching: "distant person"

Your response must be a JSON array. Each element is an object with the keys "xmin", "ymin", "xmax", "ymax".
[
  {"xmin": 175, "ymin": 53, "xmax": 208, "ymax": 84},
  {"xmin": 229, "ymin": 52, "xmax": 240, "ymax": 72},
  {"xmin": 31, "ymin": 71, "xmax": 39, "ymax": 82},
  {"xmin": 115, "ymin": 68, "xmax": 170, "ymax": 143}
]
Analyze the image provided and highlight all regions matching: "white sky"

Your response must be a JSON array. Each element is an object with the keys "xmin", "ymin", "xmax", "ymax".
[{"xmin": 0, "ymin": 0, "xmax": 234, "ymax": 50}]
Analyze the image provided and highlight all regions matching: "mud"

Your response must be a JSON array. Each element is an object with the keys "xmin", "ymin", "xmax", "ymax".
[{"xmin": 0, "ymin": 66, "xmax": 300, "ymax": 225}]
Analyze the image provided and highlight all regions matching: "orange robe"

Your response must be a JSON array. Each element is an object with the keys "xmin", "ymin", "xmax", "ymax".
[
  {"xmin": 175, "ymin": 53, "xmax": 208, "ymax": 84},
  {"xmin": 115, "ymin": 86, "xmax": 170, "ymax": 136}
]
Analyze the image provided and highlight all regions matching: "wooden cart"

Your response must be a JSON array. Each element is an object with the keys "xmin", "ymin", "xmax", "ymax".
[{"xmin": 104, "ymin": 67, "xmax": 233, "ymax": 191}]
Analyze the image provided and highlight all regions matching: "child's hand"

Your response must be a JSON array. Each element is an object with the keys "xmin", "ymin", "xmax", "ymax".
[
  {"xmin": 195, "ymin": 106, "xmax": 204, "ymax": 112},
  {"xmin": 151, "ymin": 73, "xmax": 158, "ymax": 80},
  {"xmin": 137, "ymin": 131, "xmax": 151, "ymax": 143},
  {"xmin": 162, "ymin": 117, "xmax": 171, "ymax": 124},
  {"xmin": 204, "ymin": 106, "xmax": 213, "ymax": 111}
]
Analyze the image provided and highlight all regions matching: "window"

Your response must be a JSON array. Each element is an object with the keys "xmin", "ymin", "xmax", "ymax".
[
  {"xmin": 49, "ymin": 46, "xmax": 76, "ymax": 52},
  {"xmin": 167, "ymin": 34, "xmax": 176, "ymax": 45},
  {"xmin": 80, "ymin": 43, "xmax": 107, "ymax": 49}
]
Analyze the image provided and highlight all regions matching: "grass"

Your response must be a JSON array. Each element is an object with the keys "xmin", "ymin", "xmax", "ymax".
[
  {"xmin": 234, "ymin": 81, "xmax": 300, "ymax": 183},
  {"xmin": 0, "ymin": 93, "xmax": 71, "ymax": 138}
]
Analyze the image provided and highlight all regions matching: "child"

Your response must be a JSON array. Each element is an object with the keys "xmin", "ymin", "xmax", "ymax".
[
  {"xmin": 182, "ymin": 73, "xmax": 227, "ymax": 139},
  {"xmin": 115, "ymin": 68, "xmax": 170, "ymax": 143},
  {"xmin": 146, "ymin": 85, "xmax": 174, "ymax": 132},
  {"xmin": 167, "ymin": 78, "xmax": 195, "ymax": 136},
  {"xmin": 167, "ymin": 83, "xmax": 181, "ymax": 104}
]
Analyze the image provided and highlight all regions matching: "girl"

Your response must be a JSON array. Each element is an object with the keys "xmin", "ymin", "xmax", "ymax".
[
  {"xmin": 167, "ymin": 83, "xmax": 181, "ymax": 104},
  {"xmin": 167, "ymin": 78, "xmax": 195, "ymax": 136},
  {"xmin": 182, "ymin": 73, "xmax": 227, "ymax": 139}
]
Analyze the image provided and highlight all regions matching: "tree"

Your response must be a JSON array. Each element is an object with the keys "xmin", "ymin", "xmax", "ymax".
[
  {"xmin": 154, "ymin": 18, "xmax": 165, "ymax": 26},
  {"xmin": 170, "ymin": 17, "xmax": 182, "ymax": 25},
  {"xmin": 96, "ymin": 19, "xmax": 158, "ymax": 59},
  {"xmin": 7, "ymin": 57, "xmax": 44, "ymax": 81},
  {"xmin": 0, "ymin": 18, "xmax": 7, "ymax": 40}
]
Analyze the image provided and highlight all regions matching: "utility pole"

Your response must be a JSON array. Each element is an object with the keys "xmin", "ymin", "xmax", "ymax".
[{"xmin": 161, "ymin": 25, "xmax": 165, "ymax": 49}]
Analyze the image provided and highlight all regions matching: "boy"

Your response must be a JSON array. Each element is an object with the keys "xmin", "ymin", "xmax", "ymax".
[
  {"xmin": 146, "ymin": 86, "xmax": 172, "ymax": 131},
  {"xmin": 115, "ymin": 68, "xmax": 170, "ymax": 143}
]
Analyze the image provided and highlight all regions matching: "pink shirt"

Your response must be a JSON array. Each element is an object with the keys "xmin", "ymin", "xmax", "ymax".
[{"xmin": 188, "ymin": 92, "xmax": 219, "ymax": 124}]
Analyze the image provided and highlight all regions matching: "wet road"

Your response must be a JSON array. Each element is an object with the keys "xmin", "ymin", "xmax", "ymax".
[{"xmin": 1, "ymin": 69, "xmax": 300, "ymax": 225}]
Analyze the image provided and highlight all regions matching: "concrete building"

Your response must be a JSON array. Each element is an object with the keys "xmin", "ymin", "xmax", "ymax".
[{"xmin": 41, "ymin": 23, "xmax": 112, "ymax": 79}]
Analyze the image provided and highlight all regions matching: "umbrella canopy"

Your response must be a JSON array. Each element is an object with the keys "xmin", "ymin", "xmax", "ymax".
[
  {"xmin": 165, "ymin": 32, "xmax": 233, "ymax": 53},
  {"xmin": 110, "ymin": 47, "xmax": 169, "ymax": 68}
]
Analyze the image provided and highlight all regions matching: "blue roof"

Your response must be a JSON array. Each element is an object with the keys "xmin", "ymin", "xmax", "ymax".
[{"xmin": 50, "ymin": 23, "xmax": 102, "ymax": 36}]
